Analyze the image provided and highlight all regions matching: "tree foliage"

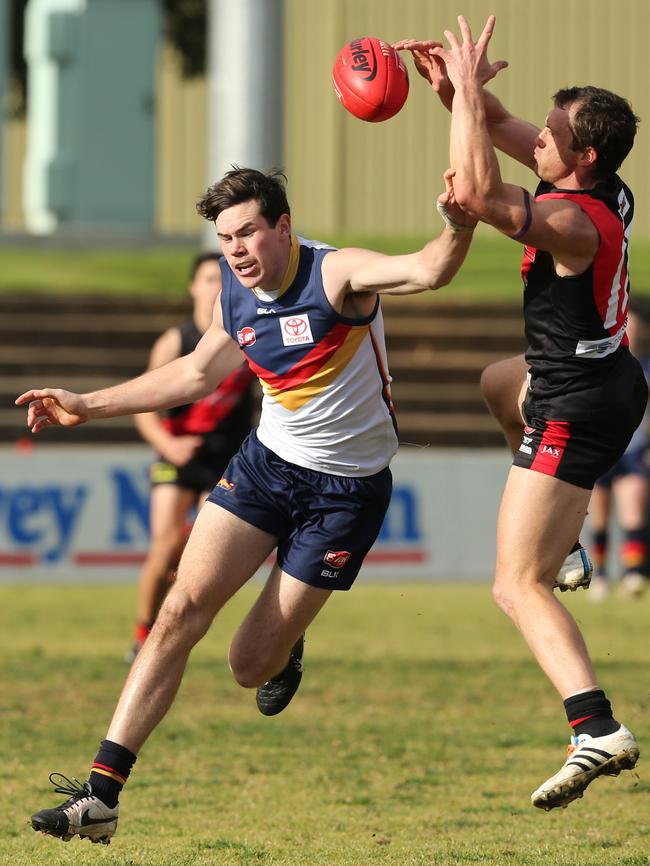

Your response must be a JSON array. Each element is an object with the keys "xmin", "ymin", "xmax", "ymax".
[{"xmin": 161, "ymin": 0, "xmax": 207, "ymax": 79}]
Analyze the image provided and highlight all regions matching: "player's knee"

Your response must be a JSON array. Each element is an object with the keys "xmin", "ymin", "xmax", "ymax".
[
  {"xmin": 481, "ymin": 364, "xmax": 513, "ymax": 423},
  {"xmin": 228, "ymin": 645, "xmax": 269, "ymax": 688},
  {"xmin": 492, "ymin": 579, "xmax": 515, "ymax": 617},
  {"xmin": 154, "ymin": 589, "xmax": 210, "ymax": 647},
  {"xmin": 228, "ymin": 638, "xmax": 280, "ymax": 688}
]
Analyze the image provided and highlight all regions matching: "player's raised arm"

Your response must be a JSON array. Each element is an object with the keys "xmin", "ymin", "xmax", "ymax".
[
  {"xmin": 322, "ymin": 170, "xmax": 476, "ymax": 300},
  {"xmin": 433, "ymin": 16, "xmax": 598, "ymax": 267},
  {"xmin": 15, "ymin": 303, "xmax": 244, "ymax": 435},
  {"xmin": 395, "ymin": 30, "xmax": 539, "ymax": 169}
]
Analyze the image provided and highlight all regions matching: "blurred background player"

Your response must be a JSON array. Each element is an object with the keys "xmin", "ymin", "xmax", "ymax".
[
  {"xmin": 588, "ymin": 305, "xmax": 650, "ymax": 600},
  {"xmin": 128, "ymin": 252, "xmax": 254, "ymax": 661}
]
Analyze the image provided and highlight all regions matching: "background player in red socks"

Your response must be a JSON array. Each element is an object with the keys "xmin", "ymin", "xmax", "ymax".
[
  {"xmin": 398, "ymin": 15, "xmax": 645, "ymax": 810},
  {"xmin": 127, "ymin": 252, "xmax": 254, "ymax": 662},
  {"xmin": 18, "ymin": 166, "xmax": 477, "ymax": 843}
]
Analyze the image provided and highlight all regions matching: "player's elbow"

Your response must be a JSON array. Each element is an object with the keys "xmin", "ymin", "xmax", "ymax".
[{"xmin": 452, "ymin": 180, "xmax": 498, "ymax": 224}]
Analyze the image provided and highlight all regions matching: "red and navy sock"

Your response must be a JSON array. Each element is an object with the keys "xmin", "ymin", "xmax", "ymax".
[
  {"xmin": 622, "ymin": 528, "xmax": 646, "ymax": 574},
  {"xmin": 134, "ymin": 621, "xmax": 152, "ymax": 644},
  {"xmin": 564, "ymin": 689, "xmax": 620, "ymax": 738},
  {"xmin": 89, "ymin": 740, "xmax": 137, "ymax": 808}
]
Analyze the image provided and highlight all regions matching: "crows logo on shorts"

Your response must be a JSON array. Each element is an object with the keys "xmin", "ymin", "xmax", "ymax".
[
  {"xmin": 323, "ymin": 550, "xmax": 351, "ymax": 568},
  {"xmin": 217, "ymin": 477, "xmax": 235, "ymax": 491}
]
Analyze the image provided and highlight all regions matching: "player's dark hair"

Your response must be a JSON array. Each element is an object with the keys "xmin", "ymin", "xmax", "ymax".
[
  {"xmin": 196, "ymin": 167, "xmax": 290, "ymax": 226},
  {"xmin": 553, "ymin": 86, "xmax": 639, "ymax": 179},
  {"xmin": 189, "ymin": 251, "xmax": 221, "ymax": 282}
]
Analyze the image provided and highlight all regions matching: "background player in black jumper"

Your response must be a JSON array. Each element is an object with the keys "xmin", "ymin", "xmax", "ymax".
[
  {"xmin": 127, "ymin": 252, "xmax": 254, "ymax": 662},
  {"xmin": 398, "ymin": 15, "xmax": 645, "ymax": 810},
  {"xmin": 18, "ymin": 166, "xmax": 477, "ymax": 844}
]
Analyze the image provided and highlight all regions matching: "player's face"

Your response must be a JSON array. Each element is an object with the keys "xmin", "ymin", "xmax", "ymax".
[
  {"xmin": 533, "ymin": 105, "xmax": 581, "ymax": 184},
  {"xmin": 190, "ymin": 260, "xmax": 221, "ymax": 325},
  {"xmin": 216, "ymin": 200, "xmax": 291, "ymax": 292}
]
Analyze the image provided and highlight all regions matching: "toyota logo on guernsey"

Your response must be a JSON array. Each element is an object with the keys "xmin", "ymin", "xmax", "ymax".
[
  {"xmin": 280, "ymin": 314, "xmax": 314, "ymax": 346},
  {"xmin": 237, "ymin": 326, "xmax": 256, "ymax": 347}
]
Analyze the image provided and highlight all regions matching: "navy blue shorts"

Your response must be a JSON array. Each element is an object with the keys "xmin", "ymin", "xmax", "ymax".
[
  {"xmin": 594, "ymin": 447, "xmax": 650, "ymax": 488},
  {"xmin": 206, "ymin": 431, "xmax": 392, "ymax": 590}
]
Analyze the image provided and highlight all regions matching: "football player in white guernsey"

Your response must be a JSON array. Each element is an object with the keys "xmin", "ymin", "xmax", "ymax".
[
  {"xmin": 18, "ymin": 166, "xmax": 476, "ymax": 843},
  {"xmin": 398, "ymin": 16, "xmax": 643, "ymax": 812}
]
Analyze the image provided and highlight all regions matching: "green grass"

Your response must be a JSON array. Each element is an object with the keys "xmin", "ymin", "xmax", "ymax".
[
  {"xmin": 2, "ymin": 582, "xmax": 649, "ymax": 865},
  {"xmin": 1, "ymin": 235, "xmax": 650, "ymax": 301}
]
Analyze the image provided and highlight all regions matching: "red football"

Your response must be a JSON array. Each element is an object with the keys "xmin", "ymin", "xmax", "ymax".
[{"xmin": 333, "ymin": 36, "xmax": 409, "ymax": 122}]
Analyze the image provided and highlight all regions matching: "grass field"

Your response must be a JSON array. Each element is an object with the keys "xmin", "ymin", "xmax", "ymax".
[
  {"xmin": 2, "ymin": 235, "xmax": 650, "ymax": 301},
  {"xmin": 2, "ymin": 582, "xmax": 649, "ymax": 866}
]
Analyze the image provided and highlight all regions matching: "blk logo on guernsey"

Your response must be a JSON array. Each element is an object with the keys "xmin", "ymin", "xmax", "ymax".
[{"xmin": 280, "ymin": 314, "xmax": 314, "ymax": 346}]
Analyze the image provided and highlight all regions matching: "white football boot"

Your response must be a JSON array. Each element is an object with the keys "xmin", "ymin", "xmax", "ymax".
[
  {"xmin": 554, "ymin": 546, "xmax": 593, "ymax": 592},
  {"xmin": 619, "ymin": 571, "xmax": 647, "ymax": 598},
  {"xmin": 31, "ymin": 773, "xmax": 118, "ymax": 844},
  {"xmin": 531, "ymin": 725, "xmax": 640, "ymax": 810},
  {"xmin": 588, "ymin": 573, "xmax": 610, "ymax": 602}
]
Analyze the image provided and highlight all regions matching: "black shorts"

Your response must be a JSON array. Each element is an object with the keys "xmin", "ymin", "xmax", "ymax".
[
  {"xmin": 150, "ymin": 450, "xmax": 233, "ymax": 494},
  {"xmin": 514, "ymin": 384, "xmax": 648, "ymax": 490}
]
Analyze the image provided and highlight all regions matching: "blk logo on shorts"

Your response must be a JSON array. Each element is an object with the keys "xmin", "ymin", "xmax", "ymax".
[
  {"xmin": 323, "ymin": 550, "xmax": 351, "ymax": 568},
  {"xmin": 237, "ymin": 326, "xmax": 256, "ymax": 347}
]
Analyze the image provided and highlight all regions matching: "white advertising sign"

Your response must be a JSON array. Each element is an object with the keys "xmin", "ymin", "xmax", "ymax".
[{"xmin": 0, "ymin": 445, "xmax": 511, "ymax": 583}]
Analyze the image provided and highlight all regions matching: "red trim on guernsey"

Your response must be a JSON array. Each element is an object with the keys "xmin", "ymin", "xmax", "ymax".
[
  {"xmin": 535, "ymin": 192, "xmax": 629, "ymax": 340},
  {"xmin": 530, "ymin": 420, "xmax": 570, "ymax": 477},
  {"xmin": 163, "ymin": 366, "xmax": 253, "ymax": 435},
  {"xmin": 244, "ymin": 322, "xmax": 352, "ymax": 392},
  {"xmin": 569, "ymin": 714, "xmax": 596, "ymax": 728}
]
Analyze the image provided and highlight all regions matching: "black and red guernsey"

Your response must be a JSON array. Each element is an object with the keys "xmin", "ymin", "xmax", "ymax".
[
  {"xmin": 163, "ymin": 318, "xmax": 254, "ymax": 446},
  {"xmin": 521, "ymin": 175, "xmax": 643, "ymax": 419}
]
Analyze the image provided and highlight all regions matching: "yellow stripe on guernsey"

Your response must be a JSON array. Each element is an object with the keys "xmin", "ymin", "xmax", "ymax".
[
  {"xmin": 260, "ymin": 325, "xmax": 369, "ymax": 411},
  {"xmin": 277, "ymin": 233, "xmax": 301, "ymax": 296}
]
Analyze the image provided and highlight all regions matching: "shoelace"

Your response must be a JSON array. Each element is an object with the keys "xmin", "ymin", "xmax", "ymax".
[{"xmin": 48, "ymin": 773, "xmax": 92, "ymax": 807}]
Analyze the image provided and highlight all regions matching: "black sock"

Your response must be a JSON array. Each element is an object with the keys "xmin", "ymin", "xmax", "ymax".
[
  {"xmin": 564, "ymin": 689, "xmax": 620, "ymax": 738},
  {"xmin": 88, "ymin": 739, "xmax": 137, "ymax": 808}
]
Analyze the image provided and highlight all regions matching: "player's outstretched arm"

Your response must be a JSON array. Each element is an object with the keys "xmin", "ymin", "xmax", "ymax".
[
  {"xmin": 395, "ymin": 25, "xmax": 539, "ymax": 169},
  {"xmin": 322, "ymin": 170, "xmax": 476, "ymax": 299},
  {"xmin": 16, "ymin": 305, "xmax": 244, "ymax": 435}
]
